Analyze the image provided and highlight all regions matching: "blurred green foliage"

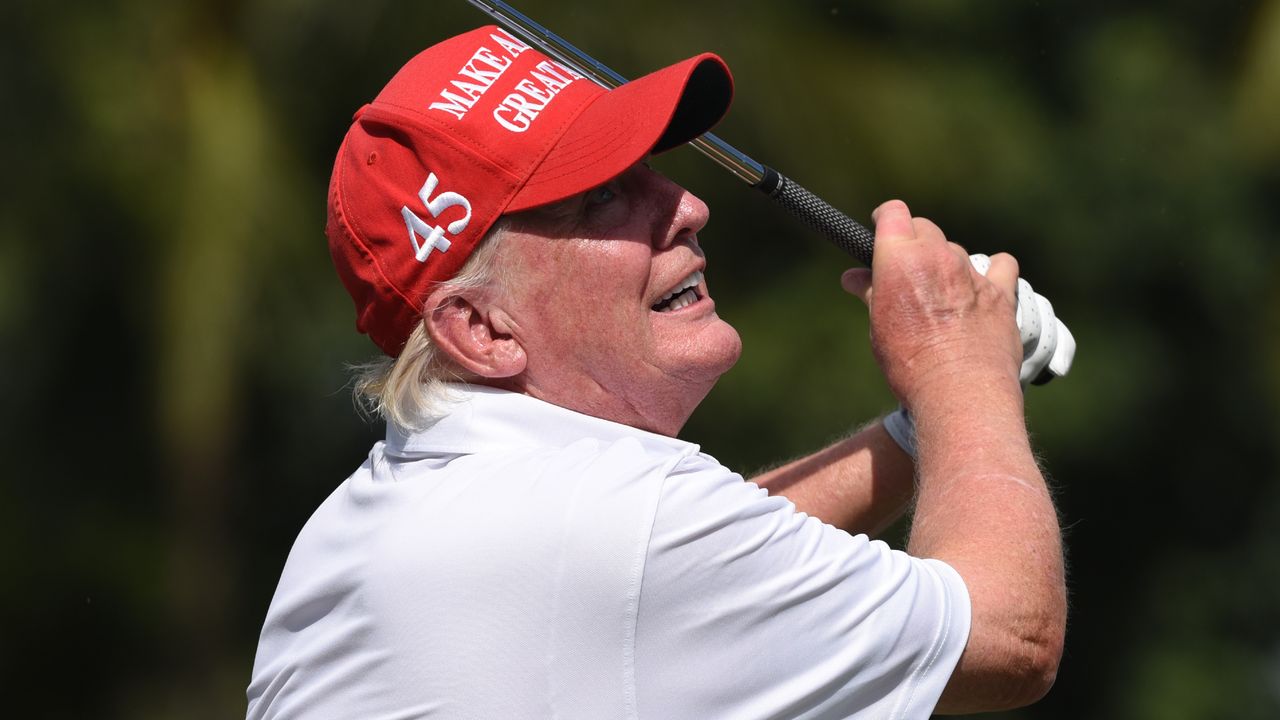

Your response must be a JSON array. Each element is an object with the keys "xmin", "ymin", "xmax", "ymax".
[{"xmin": 2, "ymin": 0, "xmax": 1277, "ymax": 718}]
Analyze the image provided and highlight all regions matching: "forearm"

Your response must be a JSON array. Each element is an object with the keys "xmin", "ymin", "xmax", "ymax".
[
  {"xmin": 750, "ymin": 421, "xmax": 915, "ymax": 536},
  {"xmin": 908, "ymin": 373, "xmax": 1066, "ymax": 712},
  {"xmin": 835, "ymin": 200, "xmax": 1067, "ymax": 711}
]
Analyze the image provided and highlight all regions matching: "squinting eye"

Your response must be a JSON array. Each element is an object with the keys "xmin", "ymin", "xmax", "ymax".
[{"xmin": 587, "ymin": 185, "xmax": 616, "ymax": 205}]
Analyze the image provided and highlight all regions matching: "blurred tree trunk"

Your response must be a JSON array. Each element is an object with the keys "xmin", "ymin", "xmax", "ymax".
[
  {"xmin": 1235, "ymin": 0, "xmax": 1280, "ymax": 164},
  {"xmin": 155, "ymin": 37, "xmax": 270, "ymax": 720}
]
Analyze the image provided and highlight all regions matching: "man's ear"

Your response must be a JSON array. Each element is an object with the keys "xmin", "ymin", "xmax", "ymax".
[{"xmin": 422, "ymin": 286, "xmax": 527, "ymax": 379}]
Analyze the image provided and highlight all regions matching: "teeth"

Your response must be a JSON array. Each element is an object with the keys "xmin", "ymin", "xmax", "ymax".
[
  {"xmin": 665, "ymin": 288, "xmax": 698, "ymax": 311},
  {"xmin": 656, "ymin": 270, "xmax": 704, "ymax": 306}
]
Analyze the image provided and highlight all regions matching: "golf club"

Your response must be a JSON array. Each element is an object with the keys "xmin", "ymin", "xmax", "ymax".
[
  {"xmin": 466, "ymin": 0, "xmax": 876, "ymax": 265},
  {"xmin": 465, "ymin": 0, "xmax": 1075, "ymax": 384}
]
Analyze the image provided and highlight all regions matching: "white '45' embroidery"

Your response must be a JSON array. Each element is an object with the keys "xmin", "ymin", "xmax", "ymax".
[{"xmin": 401, "ymin": 172, "xmax": 472, "ymax": 262}]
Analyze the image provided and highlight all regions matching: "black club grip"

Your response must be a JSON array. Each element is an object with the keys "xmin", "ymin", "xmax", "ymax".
[{"xmin": 755, "ymin": 166, "xmax": 875, "ymax": 266}]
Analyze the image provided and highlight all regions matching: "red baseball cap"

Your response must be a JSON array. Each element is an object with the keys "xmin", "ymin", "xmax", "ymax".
[{"xmin": 327, "ymin": 25, "xmax": 734, "ymax": 356}]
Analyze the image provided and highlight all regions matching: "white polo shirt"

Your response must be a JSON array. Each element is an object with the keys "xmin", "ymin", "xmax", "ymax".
[{"xmin": 247, "ymin": 385, "xmax": 970, "ymax": 719}]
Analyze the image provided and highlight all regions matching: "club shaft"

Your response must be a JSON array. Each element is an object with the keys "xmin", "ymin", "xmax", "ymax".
[{"xmin": 466, "ymin": 0, "xmax": 875, "ymax": 265}]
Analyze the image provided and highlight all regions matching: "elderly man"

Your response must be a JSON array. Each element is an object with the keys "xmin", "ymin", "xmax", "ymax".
[{"xmin": 247, "ymin": 25, "xmax": 1065, "ymax": 719}]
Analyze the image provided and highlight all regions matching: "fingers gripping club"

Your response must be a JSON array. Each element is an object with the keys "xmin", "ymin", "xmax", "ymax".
[
  {"xmin": 882, "ymin": 256, "xmax": 1077, "ymax": 459},
  {"xmin": 466, "ymin": 0, "xmax": 1077, "ymax": 401},
  {"xmin": 968, "ymin": 254, "xmax": 1076, "ymax": 386}
]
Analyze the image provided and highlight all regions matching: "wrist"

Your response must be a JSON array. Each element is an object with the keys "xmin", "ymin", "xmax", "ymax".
[
  {"xmin": 903, "ymin": 362, "xmax": 1024, "ymax": 417},
  {"xmin": 903, "ymin": 368, "xmax": 1032, "ymax": 467}
]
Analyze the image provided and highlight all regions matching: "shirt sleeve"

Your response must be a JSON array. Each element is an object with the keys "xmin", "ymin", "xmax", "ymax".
[{"xmin": 632, "ymin": 454, "xmax": 970, "ymax": 720}]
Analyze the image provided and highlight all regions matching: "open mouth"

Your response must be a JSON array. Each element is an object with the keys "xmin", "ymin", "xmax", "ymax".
[{"xmin": 651, "ymin": 270, "xmax": 704, "ymax": 313}]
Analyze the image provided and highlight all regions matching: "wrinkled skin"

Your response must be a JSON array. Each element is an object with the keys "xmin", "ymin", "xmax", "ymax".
[
  {"xmin": 483, "ymin": 162, "xmax": 743, "ymax": 437},
  {"xmin": 841, "ymin": 200, "xmax": 1023, "ymax": 410}
]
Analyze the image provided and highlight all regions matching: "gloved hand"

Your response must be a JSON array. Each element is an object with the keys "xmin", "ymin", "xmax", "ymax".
[
  {"xmin": 968, "ymin": 254, "xmax": 1075, "ymax": 386},
  {"xmin": 883, "ymin": 254, "xmax": 1076, "ymax": 459}
]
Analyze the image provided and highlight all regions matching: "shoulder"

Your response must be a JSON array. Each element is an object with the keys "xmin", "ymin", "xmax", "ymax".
[
  {"xmin": 633, "ymin": 457, "xmax": 972, "ymax": 719},
  {"xmin": 649, "ymin": 451, "xmax": 810, "ymax": 552},
  {"xmin": 361, "ymin": 435, "xmax": 696, "ymax": 577}
]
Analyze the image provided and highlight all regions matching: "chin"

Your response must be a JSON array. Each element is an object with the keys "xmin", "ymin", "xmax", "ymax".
[
  {"xmin": 685, "ymin": 318, "xmax": 743, "ymax": 381},
  {"xmin": 648, "ymin": 323, "xmax": 742, "ymax": 437},
  {"xmin": 710, "ymin": 323, "xmax": 743, "ymax": 374}
]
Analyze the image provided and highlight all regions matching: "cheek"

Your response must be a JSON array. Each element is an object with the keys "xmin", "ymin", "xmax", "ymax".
[
  {"xmin": 523, "ymin": 271, "xmax": 639, "ymax": 348},
  {"xmin": 568, "ymin": 290, "xmax": 654, "ymax": 363},
  {"xmin": 570, "ymin": 290, "xmax": 648, "ymax": 351},
  {"xmin": 508, "ymin": 239, "xmax": 654, "ymax": 352},
  {"xmin": 561, "ymin": 246, "xmax": 650, "ymax": 314}
]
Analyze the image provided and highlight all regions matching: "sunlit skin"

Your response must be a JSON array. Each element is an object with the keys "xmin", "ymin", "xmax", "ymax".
[
  {"xmin": 433, "ymin": 162, "xmax": 743, "ymax": 437},
  {"xmin": 422, "ymin": 188, "xmax": 1064, "ymax": 710}
]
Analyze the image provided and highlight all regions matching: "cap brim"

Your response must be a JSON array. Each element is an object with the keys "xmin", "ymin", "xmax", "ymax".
[{"xmin": 506, "ymin": 53, "xmax": 732, "ymax": 212}]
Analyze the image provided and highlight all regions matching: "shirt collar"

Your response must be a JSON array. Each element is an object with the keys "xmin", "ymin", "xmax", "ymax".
[{"xmin": 385, "ymin": 384, "xmax": 699, "ymax": 458}]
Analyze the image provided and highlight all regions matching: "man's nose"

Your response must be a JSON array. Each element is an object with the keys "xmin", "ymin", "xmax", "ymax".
[{"xmin": 654, "ymin": 177, "xmax": 709, "ymax": 251}]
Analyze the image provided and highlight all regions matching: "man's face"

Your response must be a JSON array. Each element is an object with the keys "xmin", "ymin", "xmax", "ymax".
[{"xmin": 494, "ymin": 162, "xmax": 743, "ymax": 436}]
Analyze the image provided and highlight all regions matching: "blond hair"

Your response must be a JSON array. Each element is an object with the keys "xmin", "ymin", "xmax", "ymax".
[{"xmin": 352, "ymin": 220, "xmax": 510, "ymax": 430}]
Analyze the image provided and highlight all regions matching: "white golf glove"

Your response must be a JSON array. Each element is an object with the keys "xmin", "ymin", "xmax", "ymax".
[{"xmin": 883, "ymin": 254, "xmax": 1076, "ymax": 459}]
